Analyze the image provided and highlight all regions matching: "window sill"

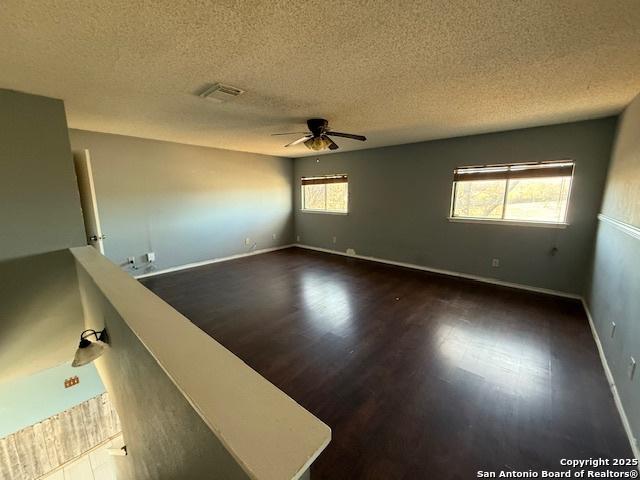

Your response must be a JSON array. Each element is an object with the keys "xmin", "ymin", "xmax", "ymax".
[
  {"xmin": 301, "ymin": 210, "xmax": 348, "ymax": 216},
  {"xmin": 447, "ymin": 217, "xmax": 568, "ymax": 229}
]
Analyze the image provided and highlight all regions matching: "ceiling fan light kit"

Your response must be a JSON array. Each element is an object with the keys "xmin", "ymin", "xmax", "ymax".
[
  {"xmin": 304, "ymin": 136, "xmax": 333, "ymax": 151},
  {"xmin": 273, "ymin": 118, "xmax": 367, "ymax": 151}
]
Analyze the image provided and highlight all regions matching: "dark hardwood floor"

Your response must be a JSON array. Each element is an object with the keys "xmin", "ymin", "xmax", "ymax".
[{"xmin": 142, "ymin": 247, "xmax": 632, "ymax": 479}]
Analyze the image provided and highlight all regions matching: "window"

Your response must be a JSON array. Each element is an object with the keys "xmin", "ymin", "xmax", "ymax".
[
  {"xmin": 301, "ymin": 175, "xmax": 348, "ymax": 213},
  {"xmin": 450, "ymin": 161, "xmax": 574, "ymax": 224}
]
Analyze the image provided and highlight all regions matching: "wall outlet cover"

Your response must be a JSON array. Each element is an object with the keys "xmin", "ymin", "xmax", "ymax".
[
  {"xmin": 146, "ymin": 252, "xmax": 156, "ymax": 262},
  {"xmin": 296, "ymin": 235, "xmax": 300, "ymax": 242},
  {"xmin": 245, "ymin": 237, "xmax": 251, "ymax": 246},
  {"xmin": 332, "ymin": 236, "xmax": 337, "ymax": 244},
  {"xmin": 492, "ymin": 258, "xmax": 500, "ymax": 267},
  {"xmin": 272, "ymin": 233, "xmax": 277, "ymax": 240},
  {"xmin": 127, "ymin": 256, "xmax": 135, "ymax": 265}
]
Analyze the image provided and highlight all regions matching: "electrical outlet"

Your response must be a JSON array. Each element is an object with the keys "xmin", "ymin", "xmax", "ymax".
[
  {"xmin": 629, "ymin": 357, "xmax": 637, "ymax": 381},
  {"xmin": 492, "ymin": 258, "xmax": 500, "ymax": 267},
  {"xmin": 245, "ymin": 237, "xmax": 251, "ymax": 246},
  {"xmin": 611, "ymin": 322, "xmax": 617, "ymax": 338},
  {"xmin": 296, "ymin": 235, "xmax": 300, "ymax": 242},
  {"xmin": 332, "ymin": 236, "xmax": 337, "ymax": 244},
  {"xmin": 127, "ymin": 256, "xmax": 135, "ymax": 265},
  {"xmin": 146, "ymin": 252, "xmax": 155, "ymax": 263},
  {"xmin": 272, "ymin": 233, "xmax": 277, "ymax": 240}
]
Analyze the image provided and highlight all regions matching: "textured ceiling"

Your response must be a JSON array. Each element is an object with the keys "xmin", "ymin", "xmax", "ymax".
[{"xmin": 1, "ymin": 1, "xmax": 640, "ymax": 157}]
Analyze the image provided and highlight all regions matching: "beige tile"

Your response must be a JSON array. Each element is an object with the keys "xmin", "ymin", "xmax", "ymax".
[
  {"xmin": 40, "ymin": 470, "xmax": 64, "ymax": 480},
  {"xmin": 63, "ymin": 456, "xmax": 94, "ymax": 480},
  {"xmin": 92, "ymin": 462, "xmax": 117, "ymax": 480},
  {"xmin": 89, "ymin": 444, "xmax": 111, "ymax": 469},
  {"xmin": 111, "ymin": 434, "xmax": 124, "ymax": 447}
]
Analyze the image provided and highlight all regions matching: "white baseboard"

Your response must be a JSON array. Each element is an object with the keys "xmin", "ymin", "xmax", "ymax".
[
  {"xmin": 134, "ymin": 244, "xmax": 295, "ymax": 279},
  {"xmin": 293, "ymin": 243, "xmax": 581, "ymax": 300},
  {"xmin": 581, "ymin": 299, "xmax": 639, "ymax": 461}
]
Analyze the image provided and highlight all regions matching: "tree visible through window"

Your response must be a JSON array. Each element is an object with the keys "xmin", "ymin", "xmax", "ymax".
[
  {"xmin": 302, "ymin": 175, "xmax": 348, "ymax": 213},
  {"xmin": 451, "ymin": 161, "xmax": 574, "ymax": 224}
]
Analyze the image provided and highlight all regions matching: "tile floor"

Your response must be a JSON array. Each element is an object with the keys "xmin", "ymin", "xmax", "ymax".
[{"xmin": 39, "ymin": 434, "xmax": 123, "ymax": 480}]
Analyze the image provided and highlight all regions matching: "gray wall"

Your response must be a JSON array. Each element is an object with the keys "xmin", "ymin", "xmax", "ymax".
[
  {"xmin": 68, "ymin": 129, "xmax": 294, "ymax": 272},
  {"xmin": 0, "ymin": 250, "xmax": 84, "ymax": 382},
  {"xmin": 0, "ymin": 90, "xmax": 85, "ymax": 382},
  {"xmin": 294, "ymin": 118, "xmax": 616, "ymax": 294},
  {"xmin": 0, "ymin": 89, "xmax": 85, "ymax": 261},
  {"xmin": 75, "ymin": 263, "xmax": 249, "ymax": 480},
  {"xmin": 586, "ymin": 94, "xmax": 640, "ymax": 452}
]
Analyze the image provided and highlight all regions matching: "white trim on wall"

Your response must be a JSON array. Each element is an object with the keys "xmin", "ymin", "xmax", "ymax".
[
  {"xmin": 598, "ymin": 214, "xmax": 640, "ymax": 241},
  {"xmin": 293, "ymin": 243, "xmax": 581, "ymax": 300},
  {"xmin": 581, "ymin": 299, "xmax": 640, "ymax": 461},
  {"xmin": 136, "ymin": 241, "xmax": 580, "ymax": 298},
  {"xmin": 134, "ymin": 244, "xmax": 295, "ymax": 279}
]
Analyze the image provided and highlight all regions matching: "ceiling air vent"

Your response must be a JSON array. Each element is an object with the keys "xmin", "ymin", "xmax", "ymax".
[{"xmin": 198, "ymin": 83, "xmax": 245, "ymax": 102}]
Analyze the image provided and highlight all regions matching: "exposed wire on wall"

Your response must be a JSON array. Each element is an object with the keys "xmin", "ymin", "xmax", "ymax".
[
  {"xmin": 120, "ymin": 256, "xmax": 156, "ymax": 274},
  {"xmin": 131, "ymin": 261, "xmax": 156, "ymax": 273}
]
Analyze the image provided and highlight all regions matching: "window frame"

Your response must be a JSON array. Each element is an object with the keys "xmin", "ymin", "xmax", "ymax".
[
  {"xmin": 301, "ymin": 174, "xmax": 349, "ymax": 215},
  {"xmin": 448, "ymin": 160, "xmax": 574, "ymax": 228}
]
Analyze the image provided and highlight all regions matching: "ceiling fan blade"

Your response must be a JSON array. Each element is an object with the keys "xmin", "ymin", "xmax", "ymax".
[
  {"xmin": 271, "ymin": 132, "xmax": 309, "ymax": 136},
  {"xmin": 327, "ymin": 131, "xmax": 366, "ymax": 142},
  {"xmin": 325, "ymin": 136, "xmax": 339, "ymax": 150},
  {"xmin": 284, "ymin": 135, "xmax": 312, "ymax": 147}
]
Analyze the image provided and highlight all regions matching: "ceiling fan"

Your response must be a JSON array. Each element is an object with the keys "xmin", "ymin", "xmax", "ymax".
[{"xmin": 272, "ymin": 118, "xmax": 366, "ymax": 151}]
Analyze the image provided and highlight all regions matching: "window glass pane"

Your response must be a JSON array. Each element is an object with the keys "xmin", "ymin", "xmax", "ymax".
[
  {"xmin": 326, "ymin": 182, "xmax": 348, "ymax": 212},
  {"xmin": 504, "ymin": 177, "xmax": 571, "ymax": 222},
  {"xmin": 303, "ymin": 184, "xmax": 326, "ymax": 210},
  {"xmin": 453, "ymin": 180, "xmax": 506, "ymax": 219}
]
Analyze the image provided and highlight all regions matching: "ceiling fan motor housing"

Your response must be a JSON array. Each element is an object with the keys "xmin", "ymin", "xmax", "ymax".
[
  {"xmin": 275, "ymin": 119, "xmax": 365, "ymax": 150},
  {"xmin": 307, "ymin": 118, "xmax": 329, "ymax": 136}
]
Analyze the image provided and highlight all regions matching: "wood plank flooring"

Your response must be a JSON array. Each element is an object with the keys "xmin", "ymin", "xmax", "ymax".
[{"xmin": 141, "ymin": 247, "xmax": 632, "ymax": 479}]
